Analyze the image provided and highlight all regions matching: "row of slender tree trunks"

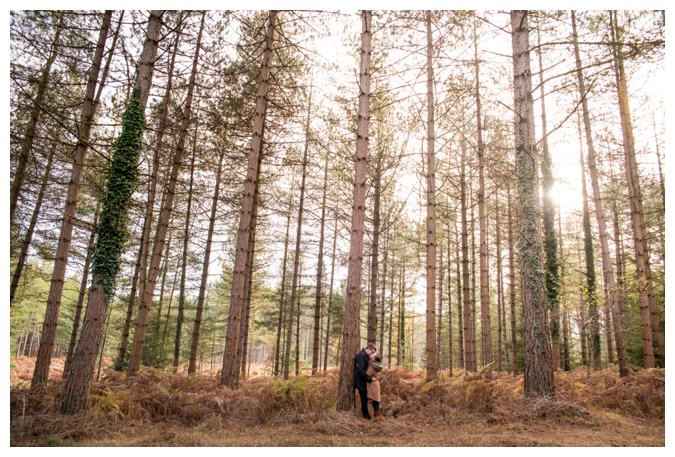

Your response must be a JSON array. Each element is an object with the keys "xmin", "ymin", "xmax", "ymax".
[{"xmin": 14, "ymin": 10, "xmax": 663, "ymax": 416}]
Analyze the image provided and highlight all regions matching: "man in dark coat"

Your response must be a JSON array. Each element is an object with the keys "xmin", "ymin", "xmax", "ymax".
[{"xmin": 354, "ymin": 343, "xmax": 377, "ymax": 419}]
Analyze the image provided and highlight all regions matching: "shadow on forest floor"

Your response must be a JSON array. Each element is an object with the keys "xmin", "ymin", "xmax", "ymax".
[{"xmin": 9, "ymin": 357, "xmax": 665, "ymax": 446}]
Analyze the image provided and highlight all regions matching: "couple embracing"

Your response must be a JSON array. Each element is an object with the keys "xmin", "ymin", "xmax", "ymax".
[{"xmin": 354, "ymin": 343, "xmax": 383, "ymax": 421}]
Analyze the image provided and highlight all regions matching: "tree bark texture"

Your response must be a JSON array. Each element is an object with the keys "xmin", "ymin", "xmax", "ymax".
[
  {"xmin": 473, "ymin": 13, "xmax": 491, "ymax": 368},
  {"xmin": 510, "ymin": 10, "xmax": 554, "ymax": 397},
  {"xmin": 221, "ymin": 11, "xmax": 276, "ymax": 388},
  {"xmin": 128, "ymin": 11, "xmax": 204, "ymax": 376},
  {"xmin": 579, "ymin": 133, "xmax": 602, "ymax": 370},
  {"xmin": 571, "ymin": 11, "xmax": 628, "ymax": 375},
  {"xmin": 609, "ymin": 10, "xmax": 662, "ymax": 367},
  {"xmin": 336, "ymin": 10, "xmax": 371, "ymax": 411},
  {"xmin": 424, "ymin": 10, "xmax": 438, "ymax": 381},
  {"xmin": 507, "ymin": 185, "xmax": 518, "ymax": 375},
  {"xmin": 32, "ymin": 11, "xmax": 113, "ymax": 389},
  {"xmin": 63, "ymin": 203, "xmax": 100, "ymax": 379},
  {"xmin": 460, "ymin": 137, "xmax": 475, "ymax": 372},
  {"xmin": 535, "ymin": 18, "xmax": 561, "ymax": 372},
  {"xmin": 60, "ymin": 11, "xmax": 163, "ymax": 412}
]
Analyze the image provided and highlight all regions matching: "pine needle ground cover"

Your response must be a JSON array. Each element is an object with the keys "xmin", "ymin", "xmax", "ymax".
[{"xmin": 10, "ymin": 358, "xmax": 664, "ymax": 446}]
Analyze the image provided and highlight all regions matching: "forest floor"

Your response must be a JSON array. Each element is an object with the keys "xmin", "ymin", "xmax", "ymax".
[{"xmin": 9, "ymin": 356, "xmax": 665, "ymax": 447}]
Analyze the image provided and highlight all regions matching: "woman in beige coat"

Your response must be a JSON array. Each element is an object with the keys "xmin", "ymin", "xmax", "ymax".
[{"xmin": 366, "ymin": 353, "xmax": 383, "ymax": 421}]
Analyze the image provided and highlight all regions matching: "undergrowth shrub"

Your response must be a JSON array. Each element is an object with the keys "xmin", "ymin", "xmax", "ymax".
[{"xmin": 9, "ymin": 365, "xmax": 664, "ymax": 445}]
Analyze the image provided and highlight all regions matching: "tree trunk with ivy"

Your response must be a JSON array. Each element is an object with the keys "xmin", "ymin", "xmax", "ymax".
[
  {"xmin": 510, "ymin": 9, "xmax": 553, "ymax": 397},
  {"xmin": 579, "ymin": 133, "xmax": 601, "ymax": 370},
  {"xmin": 535, "ymin": 16, "xmax": 561, "ymax": 372},
  {"xmin": 337, "ymin": 10, "xmax": 371, "ymax": 411},
  {"xmin": 32, "ymin": 11, "xmax": 113, "ymax": 389},
  {"xmin": 116, "ymin": 14, "xmax": 182, "ymax": 371},
  {"xmin": 571, "ymin": 11, "xmax": 628, "ymax": 375},
  {"xmin": 59, "ymin": 11, "xmax": 162, "ymax": 414}
]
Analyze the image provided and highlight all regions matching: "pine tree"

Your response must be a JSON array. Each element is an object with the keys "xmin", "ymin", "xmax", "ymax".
[{"xmin": 510, "ymin": 10, "xmax": 553, "ymax": 397}]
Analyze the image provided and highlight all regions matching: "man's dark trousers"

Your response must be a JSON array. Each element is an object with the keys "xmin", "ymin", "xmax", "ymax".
[{"xmin": 357, "ymin": 387, "xmax": 370, "ymax": 419}]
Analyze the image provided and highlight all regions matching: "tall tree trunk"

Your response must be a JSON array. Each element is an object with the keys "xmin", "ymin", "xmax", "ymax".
[
  {"xmin": 388, "ymin": 251, "xmax": 395, "ymax": 368},
  {"xmin": 507, "ymin": 184, "xmax": 518, "ymax": 375},
  {"xmin": 11, "ymin": 144, "xmax": 56, "ymax": 304},
  {"xmin": 323, "ymin": 216, "xmax": 338, "ymax": 371},
  {"xmin": 380, "ymin": 232, "xmax": 388, "ymax": 357},
  {"xmin": 188, "ymin": 151, "xmax": 224, "ymax": 374},
  {"xmin": 579, "ymin": 128, "xmax": 602, "ymax": 371},
  {"xmin": 313, "ymin": 152, "xmax": 329, "ymax": 373},
  {"xmin": 173, "ymin": 132, "xmax": 196, "ymax": 369},
  {"xmin": 650, "ymin": 112, "xmax": 665, "ymax": 266},
  {"xmin": 32, "ymin": 11, "xmax": 113, "ymax": 389},
  {"xmin": 283, "ymin": 88, "xmax": 312, "ymax": 380},
  {"xmin": 221, "ymin": 12, "xmax": 276, "ymax": 388},
  {"xmin": 337, "ymin": 10, "xmax": 371, "ymax": 411},
  {"xmin": 473, "ymin": 13, "xmax": 491, "ymax": 368},
  {"xmin": 447, "ymin": 220, "xmax": 453, "ymax": 375},
  {"xmin": 604, "ymin": 282, "xmax": 614, "ymax": 364},
  {"xmin": 571, "ymin": 11, "xmax": 628, "ymax": 376},
  {"xmin": 558, "ymin": 206, "xmax": 571, "ymax": 371},
  {"xmin": 63, "ymin": 203, "xmax": 100, "ymax": 379},
  {"xmin": 399, "ymin": 262, "xmax": 406, "ymax": 366},
  {"xmin": 367, "ymin": 150, "xmax": 382, "ymax": 345},
  {"xmin": 128, "ymin": 11, "xmax": 204, "ymax": 376},
  {"xmin": 59, "ymin": 10, "xmax": 163, "ymax": 414},
  {"xmin": 496, "ymin": 202, "xmax": 503, "ymax": 371},
  {"xmin": 152, "ymin": 234, "xmax": 173, "ymax": 363},
  {"xmin": 238, "ymin": 173, "xmax": 261, "ymax": 381},
  {"xmin": 424, "ymin": 11, "xmax": 438, "ymax": 381},
  {"xmin": 612, "ymin": 200, "xmax": 629, "ymax": 361},
  {"xmin": 127, "ymin": 14, "xmax": 182, "ymax": 371},
  {"xmin": 437, "ymin": 243, "xmax": 444, "ymax": 369},
  {"xmin": 470, "ymin": 199, "xmax": 477, "ymax": 370},
  {"xmin": 535, "ymin": 16, "xmax": 561, "ymax": 372},
  {"xmin": 10, "ymin": 12, "xmax": 64, "ymax": 224},
  {"xmin": 609, "ymin": 10, "xmax": 662, "ymax": 367},
  {"xmin": 460, "ymin": 137, "xmax": 474, "ymax": 372},
  {"xmin": 295, "ymin": 268, "xmax": 302, "ymax": 376},
  {"xmin": 455, "ymin": 221, "xmax": 464, "ymax": 369},
  {"xmin": 274, "ymin": 176, "xmax": 295, "ymax": 376},
  {"xmin": 510, "ymin": 10, "xmax": 553, "ymax": 397}
]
